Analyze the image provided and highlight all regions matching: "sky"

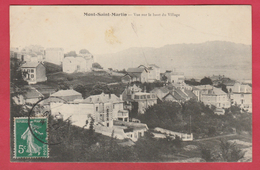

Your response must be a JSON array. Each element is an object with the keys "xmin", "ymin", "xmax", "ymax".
[{"xmin": 10, "ymin": 5, "xmax": 251, "ymax": 55}]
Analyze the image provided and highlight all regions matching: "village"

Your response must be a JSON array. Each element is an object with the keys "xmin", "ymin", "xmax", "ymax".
[{"xmin": 10, "ymin": 45, "xmax": 252, "ymax": 162}]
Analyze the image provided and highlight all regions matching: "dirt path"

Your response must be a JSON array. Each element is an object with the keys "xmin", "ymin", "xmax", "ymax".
[{"xmin": 194, "ymin": 133, "xmax": 237, "ymax": 142}]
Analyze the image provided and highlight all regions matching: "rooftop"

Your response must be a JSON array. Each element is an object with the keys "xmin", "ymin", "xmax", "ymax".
[
  {"xmin": 21, "ymin": 62, "xmax": 41, "ymax": 68},
  {"xmin": 51, "ymin": 89, "xmax": 82, "ymax": 97},
  {"xmin": 113, "ymin": 120, "xmax": 148, "ymax": 130},
  {"xmin": 78, "ymin": 92, "xmax": 123, "ymax": 104},
  {"xmin": 127, "ymin": 67, "xmax": 146, "ymax": 73},
  {"xmin": 23, "ymin": 86, "xmax": 44, "ymax": 99},
  {"xmin": 148, "ymin": 64, "xmax": 160, "ymax": 68}
]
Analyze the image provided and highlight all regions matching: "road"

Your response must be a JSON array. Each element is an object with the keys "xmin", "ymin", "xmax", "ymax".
[{"xmin": 194, "ymin": 133, "xmax": 237, "ymax": 142}]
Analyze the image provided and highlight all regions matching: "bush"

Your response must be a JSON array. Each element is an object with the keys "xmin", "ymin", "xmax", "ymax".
[
  {"xmin": 67, "ymin": 75, "xmax": 74, "ymax": 81},
  {"xmin": 200, "ymin": 146, "xmax": 213, "ymax": 162}
]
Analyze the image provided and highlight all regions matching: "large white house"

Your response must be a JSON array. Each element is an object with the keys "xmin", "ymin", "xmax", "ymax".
[
  {"xmin": 62, "ymin": 49, "xmax": 94, "ymax": 73},
  {"xmin": 194, "ymin": 85, "xmax": 231, "ymax": 108},
  {"xmin": 228, "ymin": 82, "xmax": 252, "ymax": 112},
  {"xmin": 50, "ymin": 92, "xmax": 148, "ymax": 141},
  {"xmin": 138, "ymin": 64, "xmax": 161, "ymax": 82},
  {"xmin": 50, "ymin": 92, "xmax": 129, "ymax": 128},
  {"xmin": 21, "ymin": 62, "xmax": 47, "ymax": 84},
  {"xmin": 44, "ymin": 48, "xmax": 64, "ymax": 65}
]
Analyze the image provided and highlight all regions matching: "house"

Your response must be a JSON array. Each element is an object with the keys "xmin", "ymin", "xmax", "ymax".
[
  {"xmin": 228, "ymin": 83, "xmax": 252, "ymax": 112},
  {"xmin": 81, "ymin": 92, "xmax": 129, "ymax": 123},
  {"xmin": 50, "ymin": 92, "xmax": 129, "ymax": 128},
  {"xmin": 63, "ymin": 57, "xmax": 86, "ymax": 73},
  {"xmin": 50, "ymin": 91, "xmax": 150, "ymax": 141},
  {"xmin": 165, "ymin": 70, "xmax": 185, "ymax": 84},
  {"xmin": 94, "ymin": 120, "xmax": 148, "ymax": 142},
  {"xmin": 126, "ymin": 68, "xmax": 148, "ymax": 83},
  {"xmin": 113, "ymin": 120, "xmax": 148, "ymax": 141},
  {"xmin": 44, "ymin": 48, "xmax": 64, "ymax": 65},
  {"xmin": 195, "ymin": 85, "xmax": 230, "ymax": 108},
  {"xmin": 121, "ymin": 85, "xmax": 157, "ymax": 114},
  {"xmin": 150, "ymin": 85, "xmax": 197, "ymax": 103},
  {"xmin": 121, "ymin": 74, "xmax": 132, "ymax": 84},
  {"xmin": 50, "ymin": 89, "xmax": 83, "ymax": 102},
  {"xmin": 12, "ymin": 86, "xmax": 44, "ymax": 105},
  {"xmin": 62, "ymin": 50, "xmax": 94, "ymax": 73},
  {"xmin": 138, "ymin": 64, "xmax": 160, "ymax": 82},
  {"xmin": 78, "ymin": 49, "xmax": 94, "ymax": 70},
  {"xmin": 21, "ymin": 62, "xmax": 47, "ymax": 84},
  {"xmin": 133, "ymin": 92, "xmax": 158, "ymax": 114}
]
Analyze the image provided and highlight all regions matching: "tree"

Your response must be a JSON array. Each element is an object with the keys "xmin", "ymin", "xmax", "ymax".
[
  {"xmin": 64, "ymin": 51, "xmax": 77, "ymax": 57},
  {"xmin": 185, "ymin": 78, "xmax": 201, "ymax": 86},
  {"xmin": 161, "ymin": 74, "xmax": 168, "ymax": 82},
  {"xmin": 216, "ymin": 83, "xmax": 228, "ymax": 93},
  {"xmin": 138, "ymin": 101, "xmax": 182, "ymax": 130},
  {"xmin": 10, "ymin": 58, "xmax": 28, "ymax": 90},
  {"xmin": 57, "ymin": 81, "xmax": 70, "ymax": 90},
  {"xmin": 134, "ymin": 132, "xmax": 162, "ymax": 161},
  {"xmin": 200, "ymin": 146, "xmax": 213, "ymax": 162},
  {"xmin": 200, "ymin": 77, "xmax": 213, "ymax": 85},
  {"xmin": 90, "ymin": 82, "xmax": 110, "ymax": 95},
  {"xmin": 79, "ymin": 49, "xmax": 90, "ymax": 54},
  {"xmin": 92, "ymin": 62, "xmax": 103, "ymax": 69},
  {"xmin": 219, "ymin": 139, "xmax": 245, "ymax": 162},
  {"xmin": 208, "ymin": 126, "xmax": 217, "ymax": 136},
  {"xmin": 74, "ymin": 84, "xmax": 86, "ymax": 98}
]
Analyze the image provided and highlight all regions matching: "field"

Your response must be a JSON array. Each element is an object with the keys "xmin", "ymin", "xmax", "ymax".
[{"xmin": 47, "ymin": 71, "xmax": 122, "ymax": 86}]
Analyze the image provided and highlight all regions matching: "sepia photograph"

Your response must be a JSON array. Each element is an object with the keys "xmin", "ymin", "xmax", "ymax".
[{"xmin": 10, "ymin": 5, "xmax": 252, "ymax": 162}]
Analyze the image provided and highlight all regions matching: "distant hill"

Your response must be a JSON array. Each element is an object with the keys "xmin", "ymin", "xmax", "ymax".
[{"xmin": 94, "ymin": 41, "xmax": 251, "ymax": 80}]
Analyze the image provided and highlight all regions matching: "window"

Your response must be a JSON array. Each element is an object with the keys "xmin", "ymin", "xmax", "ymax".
[
  {"xmin": 106, "ymin": 109, "xmax": 109, "ymax": 121},
  {"xmin": 31, "ymin": 69, "xmax": 34, "ymax": 73},
  {"xmin": 241, "ymin": 94, "xmax": 244, "ymax": 98},
  {"xmin": 28, "ymin": 69, "xmax": 30, "ymax": 73},
  {"xmin": 31, "ymin": 74, "xmax": 34, "ymax": 78},
  {"xmin": 96, "ymin": 107, "xmax": 98, "ymax": 111},
  {"xmin": 100, "ymin": 114, "xmax": 104, "ymax": 121},
  {"xmin": 134, "ymin": 95, "xmax": 139, "ymax": 99}
]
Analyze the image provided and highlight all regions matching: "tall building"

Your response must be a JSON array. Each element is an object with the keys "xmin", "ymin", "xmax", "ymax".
[{"xmin": 44, "ymin": 48, "xmax": 64, "ymax": 65}]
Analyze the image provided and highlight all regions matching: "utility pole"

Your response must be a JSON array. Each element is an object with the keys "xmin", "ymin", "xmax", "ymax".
[{"xmin": 189, "ymin": 114, "xmax": 191, "ymax": 134}]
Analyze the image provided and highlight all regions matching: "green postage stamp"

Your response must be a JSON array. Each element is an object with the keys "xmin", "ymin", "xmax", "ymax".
[{"xmin": 14, "ymin": 117, "xmax": 48, "ymax": 158}]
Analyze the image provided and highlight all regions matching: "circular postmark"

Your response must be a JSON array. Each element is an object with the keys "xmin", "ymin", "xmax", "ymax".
[{"xmin": 28, "ymin": 96, "xmax": 70, "ymax": 145}]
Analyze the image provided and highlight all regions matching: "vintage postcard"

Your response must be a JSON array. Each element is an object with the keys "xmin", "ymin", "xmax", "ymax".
[{"xmin": 10, "ymin": 5, "xmax": 252, "ymax": 162}]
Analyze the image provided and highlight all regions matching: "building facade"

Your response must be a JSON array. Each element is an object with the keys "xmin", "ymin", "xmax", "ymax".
[
  {"xmin": 126, "ymin": 68, "xmax": 149, "ymax": 83},
  {"xmin": 21, "ymin": 62, "xmax": 47, "ymax": 84},
  {"xmin": 165, "ymin": 70, "xmax": 185, "ymax": 84},
  {"xmin": 62, "ymin": 50, "xmax": 94, "ymax": 73},
  {"xmin": 44, "ymin": 48, "xmax": 64, "ymax": 65},
  {"xmin": 195, "ymin": 85, "xmax": 231, "ymax": 108},
  {"xmin": 228, "ymin": 83, "xmax": 252, "ymax": 112},
  {"xmin": 138, "ymin": 64, "xmax": 161, "ymax": 82}
]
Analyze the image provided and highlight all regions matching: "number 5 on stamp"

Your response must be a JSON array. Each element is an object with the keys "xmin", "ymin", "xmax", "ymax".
[{"xmin": 14, "ymin": 117, "xmax": 49, "ymax": 158}]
